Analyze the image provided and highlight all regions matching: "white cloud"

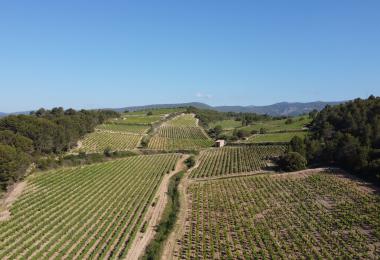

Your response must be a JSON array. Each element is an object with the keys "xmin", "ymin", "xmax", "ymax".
[{"xmin": 196, "ymin": 92, "xmax": 213, "ymax": 99}]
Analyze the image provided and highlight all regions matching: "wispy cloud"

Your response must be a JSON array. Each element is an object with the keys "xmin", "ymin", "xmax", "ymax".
[{"xmin": 196, "ymin": 92, "xmax": 213, "ymax": 99}]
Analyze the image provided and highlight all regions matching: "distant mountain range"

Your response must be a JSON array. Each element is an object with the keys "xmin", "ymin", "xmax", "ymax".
[
  {"xmin": 1, "ymin": 101, "xmax": 344, "ymax": 117},
  {"xmin": 115, "ymin": 101, "xmax": 343, "ymax": 116}
]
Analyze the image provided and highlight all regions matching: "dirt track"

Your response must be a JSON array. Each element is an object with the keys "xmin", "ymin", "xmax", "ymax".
[
  {"xmin": 124, "ymin": 154, "xmax": 189, "ymax": 260},
  {"xmin": 0, "ymin": 181, "xmax": 27, "ymax": 221},
  {"xmin": 161, "ymin": 173, "xmax": 190, "ymax": 260}
]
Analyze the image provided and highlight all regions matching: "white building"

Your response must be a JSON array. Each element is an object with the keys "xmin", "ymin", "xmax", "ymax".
[{"xmin": 215, "ymin": 140, "xmax": 226, "ymax": 148}]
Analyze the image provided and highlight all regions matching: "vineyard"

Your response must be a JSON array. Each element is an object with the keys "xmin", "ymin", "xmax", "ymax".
[
  {"xmin": 156, "ymin": 126, "xmax": 208, "ymax": 139},
  {"xmin": 166, "ymin": 114, "xmax": 198, "ymax": 127},
  {"xmin": 246, "ymin": 131, "xmax": 307, "ymax": 143},
  {"xmin": 0, "ymin": 154, "xmax": 181, "ymax": 259},
  {"xmin": 189, "ymin": 145, "xmax": 285, "ymax": 179},
  {"xmin": 126, "ymin": 108, "xmax": 186, "ymax": 116},
  {"xmin": 148, "ymin": 137, "xmax": 213, "ymax": 151},
  {"xmin": 240, "ymin": 116, "xmax": 311, "ymax": 133},
  {"xmin": 174, "ymin": 172, "xmax": 380, "ymax": 259},
  {"xmin": 148, "ymin": 114, "xmax": 213, "ymax": 150},
  {"xmin": 80, "ymin": 131, "xmax": 143, "ymax": 152},
  {"xmin": 108, "ymin": 115, "xmax": 161, "ymax": 125},
  {"xmin": 96, "ymin": 124, "xmax": 150, "ymax": 134}
]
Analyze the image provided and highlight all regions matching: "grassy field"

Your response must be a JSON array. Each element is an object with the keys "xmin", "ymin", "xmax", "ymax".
[
  {"xmin": 96, "ymin": 124, "xmax": 150, "ymax": 134},
  {"xmin": 80, "ymin": 131, "xmax": 143, "ymax": 152},
  {"xmin": 189, "ymin": 145, "xmax": 285, "ymax": 179},
  {"xmin": 175, "ymin": 172, "xmax": 380, "ymax": 259},
  {"xmin": 247, "ymin": 131, "xmax": 307, "ymax": 143},
  {"xmin": 0, "ymin": 154, "xmax": 180, "ymax": 259}
]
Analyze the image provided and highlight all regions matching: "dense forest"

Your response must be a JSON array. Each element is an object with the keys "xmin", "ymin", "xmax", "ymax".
[
  {"xmin": 286, "ymin": 96, "xmax": 380, "ymax": 185},
  {"xmin": 0, "ymin": 108, "xmax": 118, "ymax": 191}
]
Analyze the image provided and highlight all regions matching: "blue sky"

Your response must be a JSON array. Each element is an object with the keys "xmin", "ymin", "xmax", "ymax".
[{"xmin": 0, "ymin": 0, "xmax": 379, "ymax": 112}]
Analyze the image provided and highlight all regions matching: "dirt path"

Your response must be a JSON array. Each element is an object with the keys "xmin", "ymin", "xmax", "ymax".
[
  {"xmin": 124, "ymin": 154, "xmax": 189, "ymax": 260},
  {"xmin": 0, "ymin": 181, "xmax": 27, "ymax": 221},
  {"xmin": 161, "ymin": 172, "xmax": 190, "ymax": 260}
]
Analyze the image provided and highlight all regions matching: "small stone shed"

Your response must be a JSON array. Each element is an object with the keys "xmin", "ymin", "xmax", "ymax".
[{"xmin": 215, "ymin": 140, "xmax": 226, "ymax": 148}]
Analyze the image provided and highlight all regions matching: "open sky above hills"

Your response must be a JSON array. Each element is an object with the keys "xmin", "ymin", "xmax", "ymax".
[{"xmin": 0, "ymin": 0, "xmax": 379, "ymax": 112}]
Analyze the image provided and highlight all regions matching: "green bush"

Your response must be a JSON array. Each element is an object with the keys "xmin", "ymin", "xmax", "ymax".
[
  {"xmin": 185, "ymin": 156, "xmax": 196, "ymax": 168},
  {"xmin": 278, "ymin": 152, "xmax": 307, "ymax": 172}
]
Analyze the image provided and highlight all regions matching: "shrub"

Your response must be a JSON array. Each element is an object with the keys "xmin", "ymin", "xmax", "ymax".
[
  {"xmin": 278, "ymin": 152, "xmax": 307, "ymax": 172},
  {"xmin": 103, "ymin": 147, "xmax": 112, "ymax": 157},
  {"xmin": 233, "ymin": 129, "xmax": 250, "ymax": 139},
  {"xmin": 259, "ymin": 128, "xmax": 267, "ymax": 134},
  {"xmin": 285, "ymin": 118, "xmax": 294, "ymax": 124},
  {"xmin": 185, "ymin": 156, "xmax": 196, "ymax": 168}
]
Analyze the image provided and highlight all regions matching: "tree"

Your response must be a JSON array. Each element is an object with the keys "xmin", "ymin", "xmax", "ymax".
[
  {"xmin": 233, "ymin": 129, "xmax": 250, "ymax": 139},
  {"xmin": 103, "ymin": 147, "xmax": 112, "ymax": 157},
  {"xmin": 259, "ymin": 128, "xmax": 267, "ymax": 134},
  {"xmin": 0, "ymin": 144, "xmax": 31, "ymax": 190},
  {"xmin": 0, "ymin": 130, "xmax": 34, "ymax": 153},
  {"xmin": 309, "ymin": 109, "xmax": 318, "ymax": 120},
  {"xmin": 289, "ymin": 136, "xmax": 306, "ymax": 157},
  {"xmin": 305, "ymin": 96, "xmax": 380, "ymax": 185},
  {"xmin": 278, "ymin": 152, "xmax": 307, "ymax": 172},
  {"xmin": 147, "ymin": 111, "xmax": 153, "ymax": 116},
  {"xmin": 0, "ymin": 108, "xmax": 119, "ymax": 191},
  {"xmin": 285, "ymin": 118, "xmax": 293, "ymax": 125},
  {"xmin": 185, "ymin": 156, "xmax": 196, "ymax": 168},
  {"xmin": 208, "ymin": 125, "xmax": 223, "ymax": 139}
]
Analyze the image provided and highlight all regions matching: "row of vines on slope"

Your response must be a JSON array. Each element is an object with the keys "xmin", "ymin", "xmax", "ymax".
[
  {"xmin": 148, "ymin": 114, "xmax": 213, "ymax": 150},
  {"xmin": 79, "ymin": 131, "xmax": 144, "ymax": 152},
  {"xmin": 190, "ymin": 145, "xmax": 285, "ymax": 179},
  {"xmin": 0, "ymin": 154, "xmax": 180, "ymax": 259}
]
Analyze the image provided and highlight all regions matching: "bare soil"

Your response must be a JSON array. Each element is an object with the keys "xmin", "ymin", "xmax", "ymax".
[{"xmin": 0, "ymin": 181, "xmax": 27, "ymax": 221}]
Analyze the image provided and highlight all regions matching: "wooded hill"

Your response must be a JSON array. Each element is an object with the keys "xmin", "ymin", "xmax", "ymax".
[
  {"xmin": 287, "ymin": 95, "xmax": 380, "ymax": 185},
  {"xmin": 0, "ymin": 108, "xmax": 118, "ymax": 191}
]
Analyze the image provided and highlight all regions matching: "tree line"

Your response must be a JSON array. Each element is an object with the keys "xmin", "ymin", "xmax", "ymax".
[
  {"xmin": 280, "ymin": 95, "xmax": 380, "ymax": 185},
  {"xmin": 0, "ymin": 108, "xmax": 119, "ymax": 191}
]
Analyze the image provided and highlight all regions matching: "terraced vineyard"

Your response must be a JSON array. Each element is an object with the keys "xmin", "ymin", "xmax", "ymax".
[
  {"xmin": 126, "ymin": 108, "xmax": 186, "ymax": 116},
  {"xmin": 190, "ymin": 145, "xmax": 285, "ymax": 179},
  {"xmin": 0, "ymin": 154, "xmax": 181, "ymax": 259},
  {"xmin": 117, "ymin": 115, "xmax": 161, "ymax": 125},
  {"xmin": 96, "ymin": 124, "xmax": 150, "ymax": 134},
  {"xmin": 157, "ymin": 126, "xmax": 208, "ymax": 139},
  {"xmin": 80, "ymin": 131, "xmax": 143, "ymax": 152},
  {"xmin": 175, "ymin": 172, "xmax": 380, "ymax": 259},
  {"xmin": 148, "ymin": 137, "xmax": 213, "ymax": 151},
  {"xmin": 247, "ymin": 131, "xmax": 307, "ymax": 143},
  {"xmin": 166, "ymin": 114, "xmax": 198, "ymax": 127},
  {"xmin": 148, "ymin": 114, "xmax": 213, "ymax": 150}
]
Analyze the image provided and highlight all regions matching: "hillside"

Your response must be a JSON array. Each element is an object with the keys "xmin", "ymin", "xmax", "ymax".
[
  {"xmin": 1, "ymin": 103, "xmax": 379, "ymax": 259},
  {"xmin": 115, "ymin": 101, "xmax": 343, "ymax": 116}
]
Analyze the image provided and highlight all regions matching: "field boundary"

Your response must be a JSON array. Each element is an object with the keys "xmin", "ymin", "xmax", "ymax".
[{"xmin": 125, "ymin": 154, "xmax": 189, "ymax": 260}]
